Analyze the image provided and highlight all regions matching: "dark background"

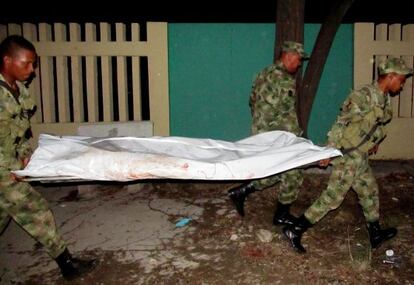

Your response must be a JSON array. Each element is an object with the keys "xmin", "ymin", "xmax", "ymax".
[{"xmin": 2, "ymin": 0, "xmax": 414, "ymax": 23}]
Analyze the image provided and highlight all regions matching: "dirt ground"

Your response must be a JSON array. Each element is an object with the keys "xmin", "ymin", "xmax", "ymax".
[{"xmin": 6, "ymin": 161, "xmax": 414, "ymax": 284}]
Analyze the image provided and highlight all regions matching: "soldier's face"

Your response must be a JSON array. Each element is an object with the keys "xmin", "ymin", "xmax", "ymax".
[
  {"xmin": 283, "ymin": 52, "xmax": 302, "ymax": 74},
  {"xmin": 388, "ymin": 73, "xmax": 407, "ymax": 94},
  {"xmin": 5, "ymin": 48, "xmax": 38, "ymax": 82}
]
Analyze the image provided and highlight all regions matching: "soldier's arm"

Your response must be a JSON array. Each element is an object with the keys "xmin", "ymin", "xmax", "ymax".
[
  {"xmin": 17, "ymin": 140, "xmax": 33, "ymax": 162},
  {"xmin": 325, "ymin": 90, "xmax": 367, "ymax": 148},
  {"xmin": 381, "ymin": 102, "xmax": 393, "ymax": 124},
  {"xmin": 318, "ymin": 158, "xmax": 331, "ymax": 168},
  {"xmin": 0, "ymin": 103, "xmax": 12, "ymax": 141},
  {"xmin": 0, "ymin": 100, "xmax": 14, "ymax": 173},
  {"xmin": 336, "ymin": 90, "xmax": 370, "ymax": 124}
]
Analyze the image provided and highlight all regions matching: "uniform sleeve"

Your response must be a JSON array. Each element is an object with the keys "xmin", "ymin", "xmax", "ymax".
[
  {"xmin": 0, "ymin": 94, "xmax": 14, "ymax": 168},
  {"xmin": 17, "ymin": 140, "xmax": 32, "ymax": 160},
  {"xmin": 370, "ymin": 125, "xmax": 386, "ymax": 145},
  {"xmin": 326, "ymin": 122, "xmax": 343, "ymax": 149},
  {"xmin": 0, "ymin": 120, "xmax": 11, "ymax": 139},
  {"xmin": 380, "ymin": 99, "xmax": 393, "ymax": 124},
  {"xmin": 336, "ymin": 89, "xmax": 370, "ymax": 125},
  {"xmin": 326, "ymin": 87, "xmax": 373, "ymax": 149},
  {"xmin": 0, "ymin": 95, "xmax": 12, "ymax": 140}
]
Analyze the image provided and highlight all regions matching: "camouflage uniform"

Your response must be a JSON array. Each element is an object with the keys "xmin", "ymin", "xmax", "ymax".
[
  {"xmin": 304, "ymin": 57, "xmax": 413, "ymax": 224},
  {"xmin": 0, "ymin": 74, "xmax": 66, "ymax": 258},
  {"xmin": 249, "ymin": 41, "xmax": 307, "ymax": 204}
]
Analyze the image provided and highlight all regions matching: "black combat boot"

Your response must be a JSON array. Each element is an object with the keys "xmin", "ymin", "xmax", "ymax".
[
  {"xmin": 55, "ymin": 248, "xmax": 97, "ymax": 281},
  {"xmin": 273, "ymin": 201, "xmax": 298, "ymax": 226},
  {"xmin": 367, "ymin": 221, "xmax": 397, "ymax": 249},
  {"xmin": 228, "ymin": 183, "xmax": 256, "ymax": 217},
  {"xmin": 282, "ymin": 215, "xmax": 312, "ymax": 253}
]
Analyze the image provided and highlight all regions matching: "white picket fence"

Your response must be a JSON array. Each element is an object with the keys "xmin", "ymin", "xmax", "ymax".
[{"xmin": 0, "ymin": 22, "xmax": 169, "ymax": 144}]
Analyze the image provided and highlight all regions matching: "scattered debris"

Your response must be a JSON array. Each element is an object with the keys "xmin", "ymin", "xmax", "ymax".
[
  {"xmin": 256, "ymin": 229, "xmax": 273, "ymax": 243},
  {"xmin": 175, "ymin": 217, "xmax": 192, "ymax": 228},
  {"xmin": 230, "ymin": 234, "xmax": 238, "ymax": 241}
]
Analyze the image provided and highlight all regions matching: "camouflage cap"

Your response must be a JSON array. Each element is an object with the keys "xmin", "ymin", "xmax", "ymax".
[
  {"xmin": 378, "ymin": 57, "xmax": 413, "ymax": 76},
  {"xmin": 281, "ymin": 41, "xmax": 309, "ymax": 59}
]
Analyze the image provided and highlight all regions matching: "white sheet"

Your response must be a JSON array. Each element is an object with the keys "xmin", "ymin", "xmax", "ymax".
[{"xmin": 13, "ymin": 131, "xmax": 341, "ymax": 181}]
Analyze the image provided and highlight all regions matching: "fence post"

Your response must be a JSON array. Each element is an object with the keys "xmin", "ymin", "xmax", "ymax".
[{"xmin": 147, "ymin": 22, "xmax": 170, "ymax": 136}]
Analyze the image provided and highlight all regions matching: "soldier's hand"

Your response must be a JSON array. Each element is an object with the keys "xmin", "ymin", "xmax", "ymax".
[
  {"xmin": 10, "ymin": 173, "xmax": 23, "ymax": 182},
  {"xmin": 318, "ymin": 158, "xmax": 331, "ymax": 168},
  {"xmin": 22, "ymin": 157, "xmax": 30, "ymax": 167}
]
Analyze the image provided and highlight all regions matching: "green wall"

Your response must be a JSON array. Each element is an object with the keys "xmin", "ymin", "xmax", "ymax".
[
  {"xmin": 305, "ymin": 25, "xmax": 353, "ymax": 144},
  {"xmin": 169, "ymin": 24, "xmax": 353, "ymax": 145}
]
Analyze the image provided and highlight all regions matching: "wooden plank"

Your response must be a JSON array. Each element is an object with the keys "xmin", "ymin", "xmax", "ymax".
[
  {"xmin": 116, "ymin": 23, "xmax": 128, "ymax": 121},
  {"xmin": 388, "ymin": 24, "xmax": 402, "ymax": 115},
  {"xmin": 54, "ymin": 23, "xmax": 70, "ymax": 122},
  {"xmin": 100, "ymin": 23, "xmax": 113, "ymax": 122},
  {"xmin": 131, "ymin": 23, "xmax": 142, "ymax": 121},
  {"xmin": 355, "ymin": 38, "xmax": 414, "ymax": 58},
  {"xmin": 388, "ymin": 24, "xmax": 401, "ymax": 41},
  {"xmin": 374, "ymin": 24, "xmax": 388, "ymax": 75},
  {"xmin": 362, "ymin": 41, "xmax": 414, "ymax": 55},
  {"xmin": 38, "ymin": 23, "xmax": 55, "ymax": 123},
  {"xmin": 375, "ymin": 23, "xmax": 387, "ymax": 40},
  {"xmin": 22, "ymin": 23, "xmax": 43, "ymax": 124},
  {"xmin": 85, "ymin": 23, "xmax": 98, "ymax": 122},
  {"xmin": 373, "ymin": 23, "xmax": 389, "ymax": 95},
  {"xmin": 69, "ymin": 23, "xmax": 84, "ymax": 122},
  {"xmin": 401, "ymin": 25, "xmax": 414, "ymax": 118},
  {"xmin": 8, "ymin": 23, "xmax": 22, "ymax": 35},
  {"xmin": 0, "ymin": 25, "xmax": 7, "ymax": 41},
  {"xmin": 374, "ymin": 24, "xmax": 388, "ymax": 80},
  {"xmin": 354, "ymin": 23, "xmax": 375, "ymax": 87},
  {"xmin": 33, "ymin": 42, "xmax": 150, "ymax": 56},
  {"xmin": 369, "ymin": 24, "xmax": 389, "ymax": 90},
  {"xmin": 373, "ymin": 118, "xmax": 414, "ymax": 159},
  {"xmin": 147, "ymin": 22, "xmax": 169, "ymax": 135}
]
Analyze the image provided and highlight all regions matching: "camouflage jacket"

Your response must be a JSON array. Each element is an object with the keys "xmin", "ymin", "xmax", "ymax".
[
  {"xmin": 249, "ymin": 61, "xmax": 301, "ymax": 135},
  {"xmin": 327, "ymin": 82, "xmax": 392, "ymax": 153},
  {"xmin": 0, "ymin": 74, "xmax": 36, "ymax": 170}
]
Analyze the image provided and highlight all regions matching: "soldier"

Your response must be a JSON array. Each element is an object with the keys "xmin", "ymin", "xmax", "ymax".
[
  {"xmin": 228, "ymin": 41, "xmax": 309, "ymax": 226},
  {"xmin": 0, "ymin": 35, "xmax": 97, "ymax": 280},
  {"xmin": 283, "ymin": 57, "xmax": 413, "ymax": 253}
]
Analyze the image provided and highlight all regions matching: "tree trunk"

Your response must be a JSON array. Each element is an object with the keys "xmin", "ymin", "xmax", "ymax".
[
  {"xmin": 299, "ymin": 0, "xmax": 355, "ymax": 137},
  {"xmin": 274, "ymin": 0, "xmax": 304, "ymax": 62},
  {"xmin": 275, "ymin": 0, "xmax": 305, "ymax": 136}
]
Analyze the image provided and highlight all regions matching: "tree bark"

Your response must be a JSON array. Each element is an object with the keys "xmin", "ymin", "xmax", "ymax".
[
  {"xmin": 275, "ymin": 0, "xmax": 305, "ymax": 136},
  {"xmin": 275, "ymin": 0, "xmax": 304, "ymax": 62},
  {"xmin": 299, "ymin": 0, "xmax": 355, "ymax": 137}
]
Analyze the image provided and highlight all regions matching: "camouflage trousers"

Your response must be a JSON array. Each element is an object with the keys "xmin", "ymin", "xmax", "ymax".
[
  {"xmin": 304, "ymin": 151, "xmax": 379, "ymax": 224},
  {"xmin": 251, "ymin": 168, "xmax": 303, "ymax": 204},
  {"xmin": 0, "ymin": 169, "xmax": 66, "ymax": 258},
  {"xmin": 250, "ymin": 112, "xmax": 303, "ymax": 205}
]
